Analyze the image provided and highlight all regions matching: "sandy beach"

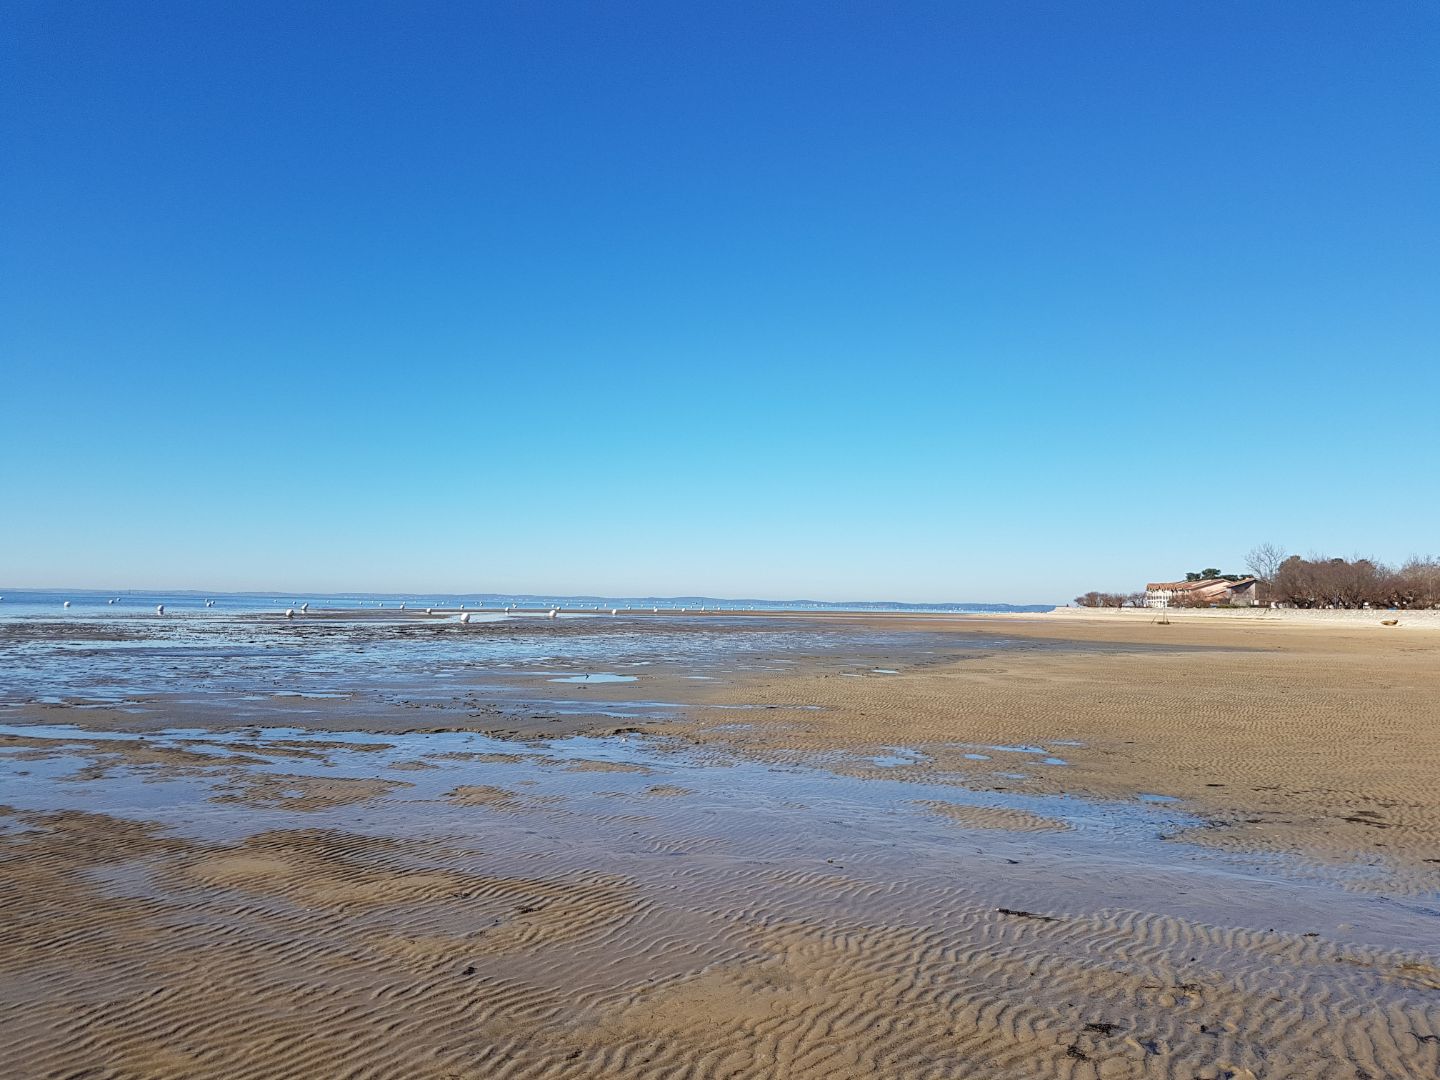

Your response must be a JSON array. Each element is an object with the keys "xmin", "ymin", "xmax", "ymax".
[
  {"xmin": 670, "ymin": 611, "xmax": 1440, "ymax": 880},
  {"xmin": 2, "ymin": 611, "xmax": 1438, "ymax": 1079},
  {"xmin": 12, "ymin": 0, "xmax": 1436, "ymax": 1075}
]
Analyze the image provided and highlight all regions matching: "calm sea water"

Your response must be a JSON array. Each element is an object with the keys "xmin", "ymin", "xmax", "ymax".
[{"xmin": 0, "ymin": 588, "xmax": 1048, "ymax": 620}]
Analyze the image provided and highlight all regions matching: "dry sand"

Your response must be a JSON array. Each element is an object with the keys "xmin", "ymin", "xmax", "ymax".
[{"xmin": 2, "ymin": 613, "xmax": 1438, "ymax": 1079}]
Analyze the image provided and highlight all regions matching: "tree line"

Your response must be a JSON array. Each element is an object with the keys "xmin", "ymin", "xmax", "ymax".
[
  {"xmin": 1262, "ymin": 552, "xmax": 1440, "ymax": 609},
  {"xmin": 1073, "ymin": 591, "xmax": 1146, "ymax": 608},
  {"xmin": 1073, "ymin": 545, "xmax": 1440, "ymax": 609}
]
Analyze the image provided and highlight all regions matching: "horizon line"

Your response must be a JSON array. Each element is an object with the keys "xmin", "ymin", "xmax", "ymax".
[{"xmin": 0, "ymin": 585, "xmax": 1059, "ymax": 609}]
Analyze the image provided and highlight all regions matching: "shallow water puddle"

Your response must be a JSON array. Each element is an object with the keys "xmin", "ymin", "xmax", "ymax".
[
  {"xmin": 0, "ymin": 720, "xmax": 1435, "ymax": 954},
  {"xmin": 545, "ymin": 673, "xmax": 638, "ymax": 684},
  {"xmin": 948, "ymin": 742, "xmax": 1072, "ymax": 765}
]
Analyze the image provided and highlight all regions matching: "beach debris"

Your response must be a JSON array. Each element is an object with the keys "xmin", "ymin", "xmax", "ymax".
[
  {"xmin": 1381, "ymin": 619, "xmax": 1399, "ymax": 626},
  {"xmin": 1083, "ymin": 1022, "xmax": 1121, "ymax": 1036},
  {"xmin": 1343, "ymin": 813, "xmax": 1392, "ymax": 828},
  {"xmin": 996, "ymin": 907, "xmax": 1060, "ymax": 922}
]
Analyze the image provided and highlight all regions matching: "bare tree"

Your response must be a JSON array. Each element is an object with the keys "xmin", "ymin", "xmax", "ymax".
[
  {"xmin": 1386, "ymin": 556, "xmax": 1440, "ymax": 609},
  {"xmin": 1245, "ymin": 542, "xmax": 1286, "ymax": 583},
  {"xmin": 1269, "ymin": 553, "xmax": 1440, "ymax": 609},
  {"xmin": 1074, "ymin": 591, "xmax": 1133, "ymax": 608}
]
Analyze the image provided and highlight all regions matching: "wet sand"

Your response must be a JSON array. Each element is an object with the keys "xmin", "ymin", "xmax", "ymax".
[
  {"xmin": 669, "ymin": 613, "xmax": 1440, "ymax": 881},
  {"xmin": 1, "ymin": 613, "xmax": 1438, "ymax": 1078}
]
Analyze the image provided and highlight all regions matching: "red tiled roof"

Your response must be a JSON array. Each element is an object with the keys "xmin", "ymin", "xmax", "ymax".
[{"xmin": 1146, "ymin": 577, "xmax": 1257, "ymax": 592}]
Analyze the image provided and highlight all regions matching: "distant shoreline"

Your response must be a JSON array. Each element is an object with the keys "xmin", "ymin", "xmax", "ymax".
[{"xmin": 0, "ymin": 586, "xmax": 1055, "ymax": 615}]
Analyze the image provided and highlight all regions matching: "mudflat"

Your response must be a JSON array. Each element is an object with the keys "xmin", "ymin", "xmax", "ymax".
[{"xmin": 1, "ymin": 612, "xmax": 1437, "ymax": 1079}]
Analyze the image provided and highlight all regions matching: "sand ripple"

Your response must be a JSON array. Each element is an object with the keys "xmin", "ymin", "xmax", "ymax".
[{"xmin": 1, "ymin": 799, "xmax": 1436, "ymax": 1079}]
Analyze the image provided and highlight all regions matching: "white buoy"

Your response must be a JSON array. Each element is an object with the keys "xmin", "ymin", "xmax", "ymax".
[
  {"xmin": 285, "ymin": 608, "xmax": 294, "ymax": 619},
  {"xmin": 155, "ymin": 604, "xmax": 165, "ymax": 615}
]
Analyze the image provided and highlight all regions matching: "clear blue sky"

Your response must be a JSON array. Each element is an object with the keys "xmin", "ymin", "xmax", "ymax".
[{"xmin": 3, "ymin": 2, "xmax": 1436, "ymax": 603}]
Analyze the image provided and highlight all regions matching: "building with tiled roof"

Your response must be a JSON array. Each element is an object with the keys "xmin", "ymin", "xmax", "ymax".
[{"xmin": 1145, "ymin": 577, "xmax": 1259, "ymax": 608}]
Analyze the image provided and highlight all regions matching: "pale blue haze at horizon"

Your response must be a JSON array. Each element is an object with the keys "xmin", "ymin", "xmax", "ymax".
[{"xmin": 3, "ymin": 2, "xmax": 1436, "ymax": 602}]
